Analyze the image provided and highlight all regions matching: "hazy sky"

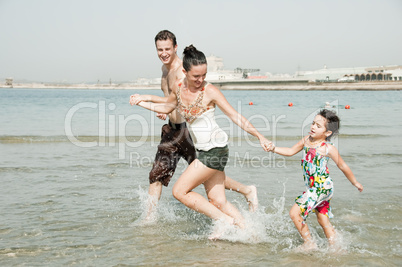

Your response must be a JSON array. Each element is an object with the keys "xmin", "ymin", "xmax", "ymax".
[{"xmin": 1, "ymin": 0, "xmax": 401, "ymax": 83}]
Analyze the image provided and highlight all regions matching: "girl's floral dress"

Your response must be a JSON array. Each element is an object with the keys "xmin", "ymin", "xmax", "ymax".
[{"xmin": 295, "ymin": 141, "xmax": 334, "ymax": 222}]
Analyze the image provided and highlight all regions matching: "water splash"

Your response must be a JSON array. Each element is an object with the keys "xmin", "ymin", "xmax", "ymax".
[
  {"xmin": 132, "ymin": 181, "xmax": 358, "ymax": 254},
  {"xmin": 132, "ymin": 185, "xmax": 195, "ymax": 227}
]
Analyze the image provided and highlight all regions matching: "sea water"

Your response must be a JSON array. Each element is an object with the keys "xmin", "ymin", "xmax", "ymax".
[{"xmin": 0, "ymin": 88, "xmax": 401, "ymax": 266}]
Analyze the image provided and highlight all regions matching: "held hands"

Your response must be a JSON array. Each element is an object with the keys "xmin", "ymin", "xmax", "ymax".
[
  {"xmin": 259, "ymin": 137, "xmax": 274, "ymax": 152},
  {"xmin": 129, "ymin": 94, "xmax": 167, "ymax": 120},
  {"xmin": 267, "ymin": 142, "xmax": 275, "ymax": 153},
  {"xmin": 156, "ymin": 113, "xmax": 167, "ymax": 120},
  {"xmin": 129, "ymin": 94, "xmax": 148, "ymax": 106}
]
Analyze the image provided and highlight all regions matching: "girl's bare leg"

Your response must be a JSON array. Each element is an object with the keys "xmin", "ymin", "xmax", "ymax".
[
  {"xmin": 289, "ymin": 204, "xmax": 317, "ymax": 251},
  {"xmin": 224, "ymin": 176, "xmax": 258, "ymax": 212},
  {"xmin": 172, "ymin": 160, "xmax": 234, "ymax": 224},
  {"xmin": 316, "ymin": 212, "xmax": 336, "ymax": 245}
]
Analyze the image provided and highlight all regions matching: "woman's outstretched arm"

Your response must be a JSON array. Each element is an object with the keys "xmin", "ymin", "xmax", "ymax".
[
  {"xmin": 209, "ymin": 84, "xmax": 272, "ymax": 151},
  {"xmin": 130, "ymin": 89, "xmax": 178, "ymax": 114},
  {"xmin": 130, "ymin": 94, "xmax": 169, "ymax": 103}
]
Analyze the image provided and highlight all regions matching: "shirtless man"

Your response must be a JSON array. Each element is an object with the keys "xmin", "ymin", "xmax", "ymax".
[{"xmin": 141, "ymin": 30, "xmax": 258, "ymax": 220}]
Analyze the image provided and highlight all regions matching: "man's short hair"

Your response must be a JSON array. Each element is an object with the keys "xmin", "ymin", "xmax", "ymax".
[{"xmin": 155, "ymin": 30, "xmax": 177, "ymax": 46}]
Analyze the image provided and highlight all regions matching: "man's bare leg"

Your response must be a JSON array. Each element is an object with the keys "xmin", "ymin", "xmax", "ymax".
[
  {"xmin": 145, "ymin": 181, "xmax": 162, "ymax": 221},
  {"xmin": 224, "ymin": 176, "xmax": 258, "ymax": 212}
]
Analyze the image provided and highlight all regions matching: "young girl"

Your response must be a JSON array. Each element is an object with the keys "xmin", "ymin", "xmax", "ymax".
[{"xmin": 269, "ymin": 109, "xmax": 363, "ymax": 251}]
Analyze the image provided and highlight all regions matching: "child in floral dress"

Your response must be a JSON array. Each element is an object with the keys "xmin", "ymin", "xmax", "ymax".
[{"xmin": 269, "ymin": 109, "xmax": 363, "ymax": 251}]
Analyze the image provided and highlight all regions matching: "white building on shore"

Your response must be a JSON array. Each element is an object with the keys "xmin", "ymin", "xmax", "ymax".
[
  {"xmin": 206, "ymin": 55, "xmax": 243, "ymax": 81},
  {"xmin": 296, "ymin": 65, "xmax": 402, "ymax": 82},
  {"xmin": 206, "ymin": 55, "xmax": 402, "ymax": 82}
]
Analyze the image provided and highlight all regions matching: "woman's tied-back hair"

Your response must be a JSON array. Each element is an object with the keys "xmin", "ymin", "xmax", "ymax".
[
  {"xmin": 182, "ymin": 45, "xmax": 207, "ymax": 71},
  {"xmin": 154, "ymin": 30, "xmax": 177, "ymax": 46},
  {"xmin": 318, "ymin": 109, "xmax": 340, "ymax": 141}
]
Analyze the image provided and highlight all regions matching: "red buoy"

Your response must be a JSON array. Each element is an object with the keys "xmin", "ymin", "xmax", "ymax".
[
  {"xmin": 345, "ymin": 105, "xmax": 350, "ymax": 109},
  {"xmin": 288, "ymin": 102, "xmax": 293, "ymax": 107},
  {"xmin": 249, "ymin": 101, "xmax": 253, "ymax": 105}
]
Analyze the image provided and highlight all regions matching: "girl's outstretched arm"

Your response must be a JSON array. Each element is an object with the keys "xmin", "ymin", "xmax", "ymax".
[
  {"xmin": 271, "ymin": 137, "xmax": 305, "ymax": 157},
  {"xmin": 327, "ymin": 144, "xmax": 363, "ymax": 192}
]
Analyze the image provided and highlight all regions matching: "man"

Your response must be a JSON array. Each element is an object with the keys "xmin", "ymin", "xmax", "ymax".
[{"xmin": 142, "ymin": 30, "xmax": 258, "ymax": 220}]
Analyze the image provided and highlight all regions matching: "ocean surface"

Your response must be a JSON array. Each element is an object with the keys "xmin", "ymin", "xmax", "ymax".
[{"xmin": 0, "ymin": 88, "xmax": 401, "ymax": 266}]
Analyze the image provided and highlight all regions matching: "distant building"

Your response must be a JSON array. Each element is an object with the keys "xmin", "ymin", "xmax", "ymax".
[
  {"xmin": 296, "ymin": 65, "xmax": 402, "ymax": 82},
  {"xmin": 134, "ymin": 77, "xmax": 161, "ymax": 85},
  {"xmin": 206, "ymin": 54, "xmax": 402, "ymax": 83},
  {"xmin": 354, "ymin": 66, "xmax": 402, "ymax": 81},
  {"xmin": 206, "ymin": 55, "xmax": 264, "ymax": 81},
  {"xmin": 5, "ymin": 78, "xmax": 13, "ymax": 86},
  {"xmin": 207, "ymin": 55, "xmax": 225, "ymax": 72},
  {"xmin": 264, "ymin": 72, "xmax": 295, "ymax": 81},
  {"xmin": 206, "ymin": 55, "xmax": 243, "ymax": 81}
]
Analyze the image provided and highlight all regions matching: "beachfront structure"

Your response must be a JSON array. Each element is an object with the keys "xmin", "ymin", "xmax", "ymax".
[
  {"xmin": 206, "ymin": 55, "xmax": 262, "ymax": 80},
  {"xmin": 206, "ymin": 55, "xmax": 243, "ymax": 81},
  {"xmin": 134, "ymin": 77, "xmax": 161, "ymax": 85},
  {"xmin": 5, "ymin": 78, "xmax": 13, "ymax": 86},
  {"xmin": 295, "ymin": 65, "xmax": 402, "ymax": 82},
  {"xmin": 206, "ymin": 54, "xmax": 402, "ymax": 82}
]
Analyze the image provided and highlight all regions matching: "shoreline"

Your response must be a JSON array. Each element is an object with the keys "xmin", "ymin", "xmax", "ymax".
[{"xmin": 1, "ymin": 81, "xmax": 401, "ymax": 90}]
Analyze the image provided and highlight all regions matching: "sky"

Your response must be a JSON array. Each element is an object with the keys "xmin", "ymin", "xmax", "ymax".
[{"xmin": 0, "ymin": 0, "xmax": 401, "ymax": 83}]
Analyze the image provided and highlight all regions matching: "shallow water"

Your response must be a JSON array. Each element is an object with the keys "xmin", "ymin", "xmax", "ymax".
[{"xmin": 0, "ymin": 88, "xmax": 401, "ymax": 266}]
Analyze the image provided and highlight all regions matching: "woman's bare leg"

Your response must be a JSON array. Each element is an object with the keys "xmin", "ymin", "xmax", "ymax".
[
  {"xmin": 224, "ymin": 176, "xmax": 258, "ymax": 212},
  {"xmin": 172, "ymin": 159, "xmax": 234, "ymax": 223},
  {"xmin": 205, "ymin": 172, "xmax": 245, "ymax": 227}
]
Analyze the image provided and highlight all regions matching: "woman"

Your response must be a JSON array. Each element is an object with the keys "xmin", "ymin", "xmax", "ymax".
[{"xmin": 130, "ymin": 45, "xmax": 272, "ymax": 233}]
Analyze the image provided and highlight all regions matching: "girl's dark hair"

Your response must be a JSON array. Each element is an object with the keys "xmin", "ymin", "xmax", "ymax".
[
  {"xmin": 318, "ymin": 109, "xmax": 340, "ymax": 141},
  {"xmin": 154, "ymin": 30, "xmax": 177, "ymax": 46},
  {"xmin": 182, "ymin": 45, "xmax": 207, "ymax": 71}
]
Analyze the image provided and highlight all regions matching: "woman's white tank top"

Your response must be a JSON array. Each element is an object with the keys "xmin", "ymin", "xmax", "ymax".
[{"xmin": 187, "ymin": 108, "xmax": 228, "ymax": 151}]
